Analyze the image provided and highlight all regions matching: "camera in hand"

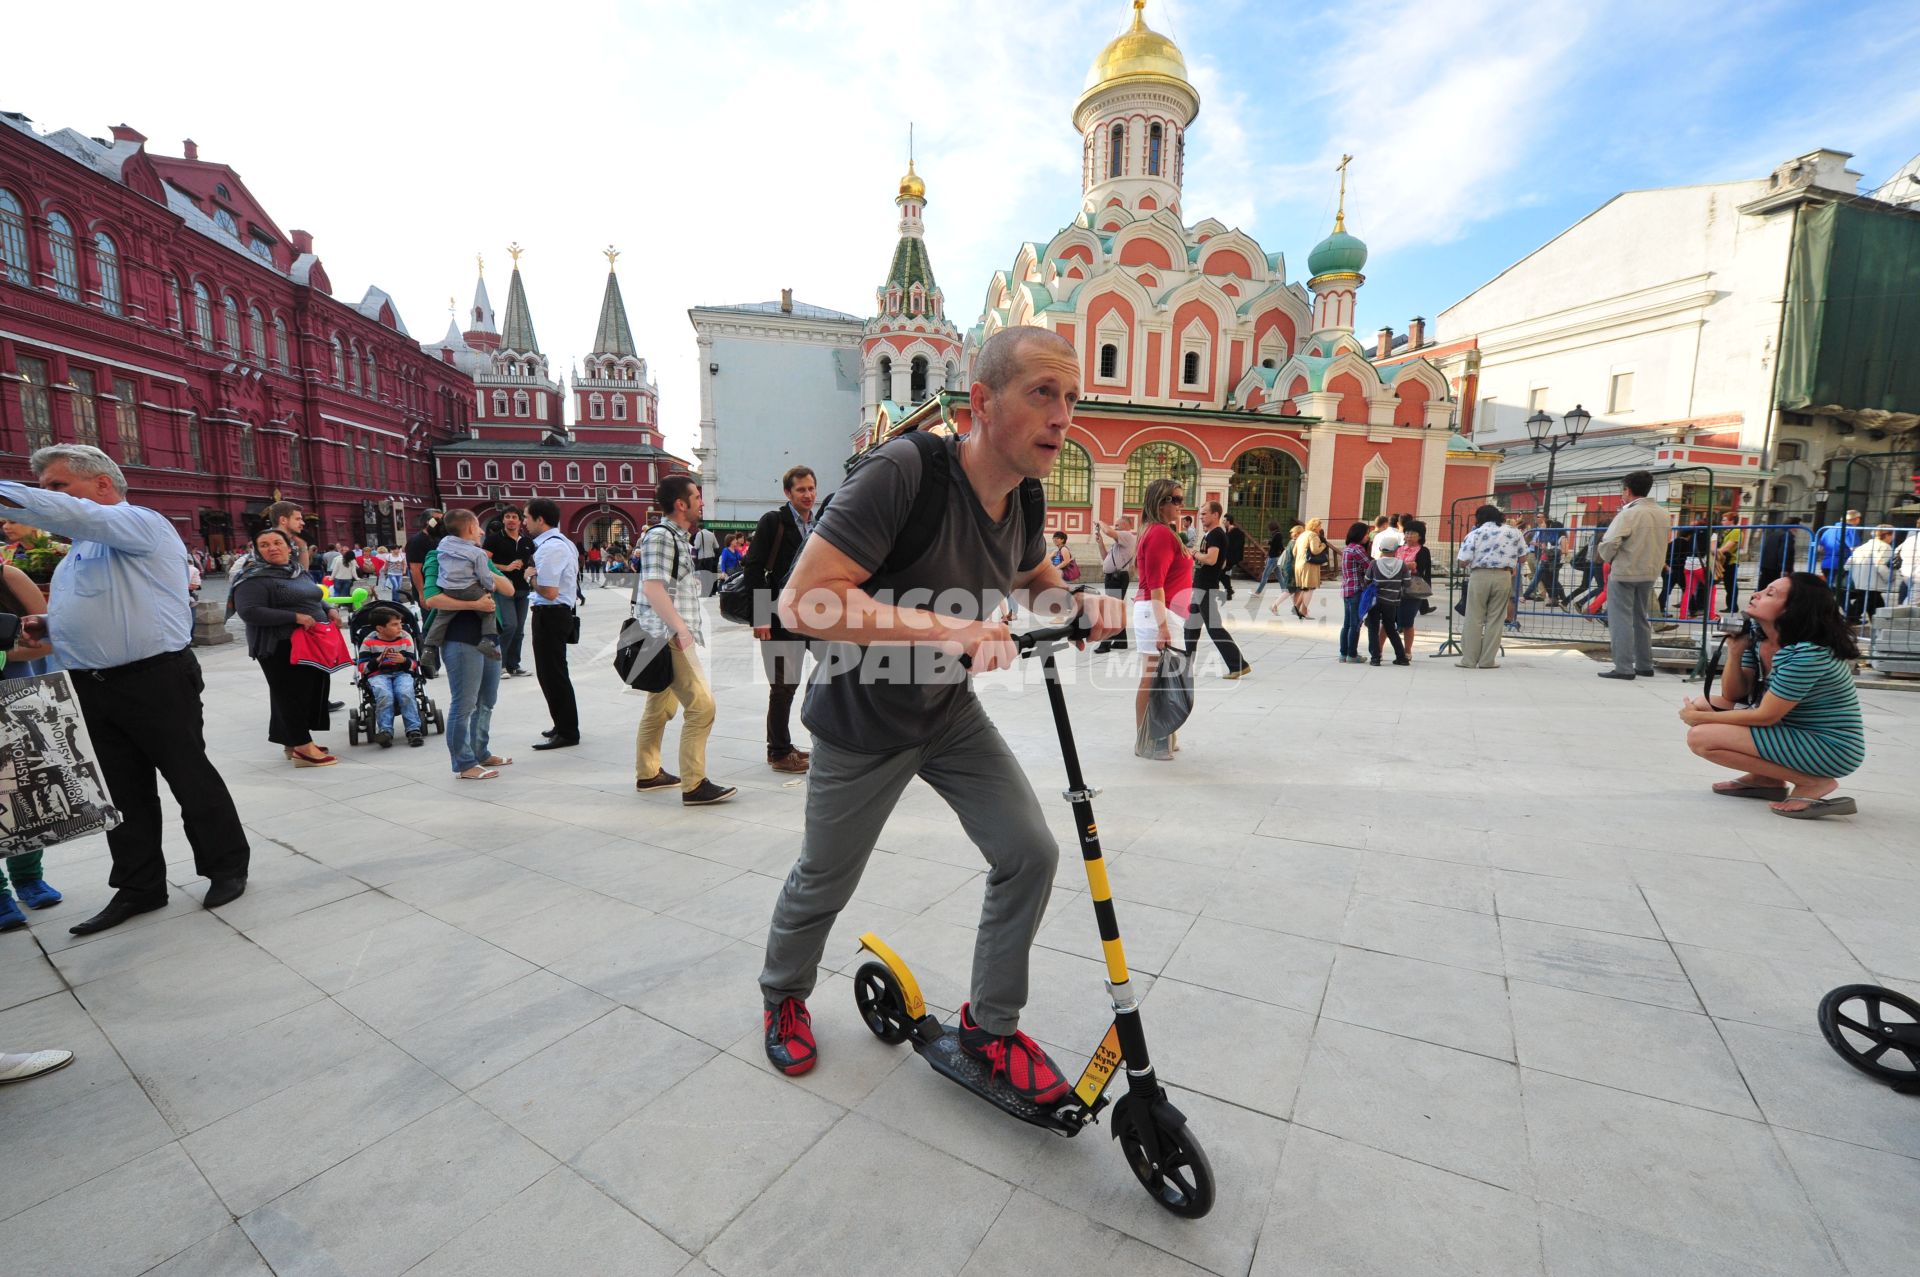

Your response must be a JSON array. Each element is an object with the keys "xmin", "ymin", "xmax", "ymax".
[{"xmin": 1718, "ymin": 611, "xmax": 1759, "ymax": 641}]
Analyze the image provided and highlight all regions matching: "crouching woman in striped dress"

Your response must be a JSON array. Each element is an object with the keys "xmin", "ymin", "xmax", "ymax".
[{"xmin": 1680, "ymin": 572, "xmax": 1864, "ymax": 819}]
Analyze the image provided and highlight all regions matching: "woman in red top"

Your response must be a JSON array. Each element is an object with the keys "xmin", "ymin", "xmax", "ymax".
[{"xmin": 1133, "ymin": 477, "xmax": 1193, "ymax": 759}]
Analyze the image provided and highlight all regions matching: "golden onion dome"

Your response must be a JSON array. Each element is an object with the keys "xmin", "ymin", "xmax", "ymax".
[
  {"xmin": 898, "ymin": 158, "xmax": 926, "ymax": 201},
  {"xmin": 1084, "ymin": 0, "xmax": 1190, "ymax": 95}
]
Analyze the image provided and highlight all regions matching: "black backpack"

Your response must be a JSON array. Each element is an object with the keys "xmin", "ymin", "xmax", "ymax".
[{"xmin": 858, "ymin": 431, "xmax": 1047, "ymax": 587}]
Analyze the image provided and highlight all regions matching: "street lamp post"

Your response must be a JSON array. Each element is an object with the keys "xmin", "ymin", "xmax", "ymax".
[{"xmin": 1525, "ymin": 404, "xmax": 1592, "ymax": 526}]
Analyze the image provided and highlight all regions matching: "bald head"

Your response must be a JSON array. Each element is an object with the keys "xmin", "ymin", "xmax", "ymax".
[{"xmin": 973, "ymin": 326, "xmax": 1078, "ymax": 394}]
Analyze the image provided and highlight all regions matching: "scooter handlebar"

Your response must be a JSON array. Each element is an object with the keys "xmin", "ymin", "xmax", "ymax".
[{"xmin": 957, "ymin": 614, "xmax": 1094, "ymax": 668}]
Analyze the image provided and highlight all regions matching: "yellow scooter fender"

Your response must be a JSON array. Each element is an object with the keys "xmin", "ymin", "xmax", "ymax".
[{"xmin": 856, "ymin": 932, "xmax": 928, "ymax": 1021}]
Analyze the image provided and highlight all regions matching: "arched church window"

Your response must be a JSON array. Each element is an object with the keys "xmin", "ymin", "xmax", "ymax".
[
  {"xmin": 94, "ymin": 232, "xmax": 122, "ymax": 313},
  {"xmin": 619, "ymin": 465, "xmax": 633, "ymax": 483},
  {"xmin": 492, "ymin": 391, "xmax": 508, "ymax": 417},
  {"xmin": 513, "ymin": 391, "xmax": 529, "ymax": 417},
  {"xmin": 1099, "ymin": 344, "xmax": 1119, "ymax": 380},
  {"xmin": 1183, "ymin": 350, "xmax": 1201, "ymax": 386},
  {"xmin": 593, "ymin": 464, "xmax": 607, "ymax": 482},
  {"xmin": 1043, "ymin": 440, "xmax": 1092, "ymax": 506},
  {"xmin": 222, "ymin": 294, "xmax": 241, "ymax": 354},
  {"xmin": 910, "ymin": 356, "xmax": 928, "ymax": 403},
  {"xmin": 1149, "ymin": 124, "xmax": 1163, "ymax": 176},
  {"xmin": 484, "ymin": 461, "xmax": 498, "ymax": 480},
  {"xmin": 0, "ymin": 189, "xmax": 29, "ymax": 285},
  {"xmin": 538, "ymin": 462, "xmax": 552, "ymax": 482},
  {"xmin": 1109, "ymin": 123, "xmax": 1125, "ymax": 179},
  {"xmin": 589, "ymin": 394, "xmax": 605, "ymax": 420},
  {"xmin": 273, "ymin": 316, "xmax": 290, "ymax": 370},
  {"xmin": 512, "ymin": 462, "xmax": 525, "ymax": 481},
  {"xmin": 46, "ymin": 212, "xmax": 79, "ymax": 300},
  {"xmin": 457, "ymin": 461, "xmax": 471, "ymax": 480},
  {"xmin": 612, "ymin": 395, "xmax": 627, "ymax": 421},
  {"xmin": 566, "ymin": 463, "xmax": 580, "ymax": 482},
  {"xmin": 194, "ymin": 284, "xmax": 216, "ymax": 349}
]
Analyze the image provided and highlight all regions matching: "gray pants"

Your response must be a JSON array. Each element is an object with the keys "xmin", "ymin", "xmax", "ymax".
[
  {"xmin": 1458, "ymin": 568, "xmax": 1511, "ymax": 667},
  {"xmin": 759, "ymin": 696, "xmax": 1059, "ymax": 1036},
  {"xmin": 1606, "ymin": 577, "xmax": 1656, "ymax": 674}
]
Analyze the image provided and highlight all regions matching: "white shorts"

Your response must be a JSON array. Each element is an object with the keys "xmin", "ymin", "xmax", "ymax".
[{"xmin": 1132, "ymin": 599, "xmax": 1174, "ymax": 651}]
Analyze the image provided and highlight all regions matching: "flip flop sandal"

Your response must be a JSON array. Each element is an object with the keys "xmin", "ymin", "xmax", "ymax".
[
  {"xmin": 1772, "ymin": 796, "xmax": 1858, "ymax": 819},
  {"xmin": 1713, "ymin": 782, "xmax": 1790, "ymax": 800},
  {"xmin": 459, "ymin": 767, "xmax": 501, "ymax": 780},
  {"xmin": 482, "ymin": 756, "xmax": 514, "ymax": 766}
]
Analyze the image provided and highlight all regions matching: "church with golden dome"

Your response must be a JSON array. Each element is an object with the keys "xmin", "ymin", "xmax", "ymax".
[{"xmin": 861, "ymin": 0, "xmax": 1498, "ymax": 551}]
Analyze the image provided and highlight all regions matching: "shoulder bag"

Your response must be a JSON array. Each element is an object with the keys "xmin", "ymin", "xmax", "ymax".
[{"xmin": 614, "ymin": 528, "xmax": 681, "ymax": 692}]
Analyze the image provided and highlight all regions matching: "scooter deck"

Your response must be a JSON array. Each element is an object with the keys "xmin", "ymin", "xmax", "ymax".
[{"xmin": 913, "ymin": 1026, "xmax": 1085, "ymax": 1134}]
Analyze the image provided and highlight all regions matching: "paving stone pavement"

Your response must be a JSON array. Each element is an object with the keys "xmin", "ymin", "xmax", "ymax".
[{"xmin": 3, "ymin": 587, "xmax": 1918, "ymax": 1276}]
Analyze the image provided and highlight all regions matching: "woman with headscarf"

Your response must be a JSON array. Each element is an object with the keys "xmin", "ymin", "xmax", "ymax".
[{"xmin": 231, "ymin": 528, "xmax": 336, "ymax": 767}]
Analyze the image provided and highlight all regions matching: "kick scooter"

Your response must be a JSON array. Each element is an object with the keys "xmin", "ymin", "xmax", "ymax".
[{"xmin": 850, "ymin": 616, "xmax": 1215, "ymax": 1218}]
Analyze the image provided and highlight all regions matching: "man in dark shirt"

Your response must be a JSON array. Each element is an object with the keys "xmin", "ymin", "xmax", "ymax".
[
  {"xmin": 741, "ymin": 465, "xmax": 818, "ymax": 773},
  {"xmin": 404, "ymin": 510, "xmax": 442, "ymax": 602},
  {"xmin": 484, "ymin": 508, "xmax": 536, "ymax": 676},
  {"xmin": 1220, "ymin": 513, "xmax": 1246, "ymax": 599},
  {"xmin": 1757, "ymin": 516, "xmax": 1802, "ymax": 592},
  {"xmin": 1186, "ymin": 501, "xmax": 1251, "ymax": 676}
]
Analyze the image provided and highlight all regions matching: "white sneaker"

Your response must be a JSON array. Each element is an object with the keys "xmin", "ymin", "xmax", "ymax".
[{"xmin": 0, "ymin": 1049, "xmax": 74, "ymax": 1084}]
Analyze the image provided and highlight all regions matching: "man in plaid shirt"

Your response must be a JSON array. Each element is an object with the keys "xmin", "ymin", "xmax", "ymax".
[{"xmin": 632, "ymin": 474, "xmax": 735, "ymax": 806}]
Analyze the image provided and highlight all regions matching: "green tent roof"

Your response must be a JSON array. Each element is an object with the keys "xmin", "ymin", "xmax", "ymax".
[
  {"xmin": 592, "ymin": 270, "xmax": 636, "ymax": 357},
  {"xmin": 499, "ymin": 267, "xmax": 540, "ymax": 354}
]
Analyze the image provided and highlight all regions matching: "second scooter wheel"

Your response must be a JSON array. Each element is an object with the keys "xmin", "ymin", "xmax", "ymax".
[
  {"xmin": 1818, "ymin": 984, "xmax": 1920, "ymax": 1090},
  {"xmin": 852, "ymin": 961, "xmax": 913, "ymax": 1045},
  {"xmin": 1117, "ymin": 1100, "xmax": 1215, "ymax": 1218}
]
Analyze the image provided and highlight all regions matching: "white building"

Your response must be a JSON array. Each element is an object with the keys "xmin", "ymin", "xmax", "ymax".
[
  {"xmin": 1435, "ymin": 148, "xmax": 1920, "ymax": 517},
  {"xmin": 688, "ymin": 292, "xmax": 863, "ymax": 524}
]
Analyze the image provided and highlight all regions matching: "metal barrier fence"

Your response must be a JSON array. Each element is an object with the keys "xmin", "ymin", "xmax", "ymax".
[{"xmin": 1808, "ymin": 522, "xmax": 1920, "ymax": 669}]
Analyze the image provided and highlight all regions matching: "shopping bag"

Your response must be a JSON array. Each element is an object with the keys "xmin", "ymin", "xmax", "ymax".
[
  {"xmin": 289, "ymin": 620, "xmax": 354, "ymax": 672},
  {"xmin": 0, "ymin": 671, "xmax": 122, "ymax": 853}
]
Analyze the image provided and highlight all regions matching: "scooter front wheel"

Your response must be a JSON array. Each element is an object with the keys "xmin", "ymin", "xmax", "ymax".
[
  {"xmin": 852, "ymin": 961, "xmax": 913, "ymax": 1045},
  {"xmin": 1117, "ymin": 1101, "xmax": 1215, "ymax": 1218},
  {"xmin": 1818, "ymin": 984, "xmax": 1920, "ymax": 1090}
]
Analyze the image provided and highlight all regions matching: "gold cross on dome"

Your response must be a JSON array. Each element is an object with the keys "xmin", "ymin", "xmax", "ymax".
[
  {"xmin": 475, "ymin": 252, "xmax": 484, "ymax": 277},
  {"xmin": 1335, "ymin": 154, "xmax": 1353, "ymax": 232},
  {"xmin": 507, "ymin": 241, "xmax": 523, "ymax": 265},
  {"xmin": 604, "ymin": 245, "xmax": 620, "ymax": 270}
]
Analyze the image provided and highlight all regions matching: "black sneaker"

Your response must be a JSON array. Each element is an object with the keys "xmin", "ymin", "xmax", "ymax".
[
  {"xmin": 407, "ymin": 731, "xmax": 424, "ymax": 747},
  {"xmin": 376, "ymin": 731, "xmax": 393, "ymax": 749},
  {"xmin": 635, "ymin": 769, "xmax": 681, "ymax": 792},
  {"xmin": 763, "ymin": 997, "xmax": 816, "ymax": 1076},
  {"xmin": 956, "ymin": 1003, "xmax": 1069, "ymax": 1104},
  {"xmin": 683, "ymin": 780, "xmax": 736, "ymax": 806}
]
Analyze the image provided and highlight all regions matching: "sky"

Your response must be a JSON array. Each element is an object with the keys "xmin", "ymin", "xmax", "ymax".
[{"xmin": 10, "ymin": 0, "xmax": 1919, "ymax": 461}]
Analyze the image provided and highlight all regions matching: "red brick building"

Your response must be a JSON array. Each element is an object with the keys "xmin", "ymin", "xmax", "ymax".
[
  {"xmin": 427, "ymin": 250, "xmax": 690, "ymax": 549},
  {"xmin": 0, "ymin": 113, "xmax": 471, "ymax": 555}
]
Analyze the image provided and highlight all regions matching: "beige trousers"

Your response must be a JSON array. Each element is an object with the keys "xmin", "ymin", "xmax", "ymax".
[
  {"xmin": 1458, "ymin": 568, "xmax": 1512, "ymax": 668},
  {"xmin": 634, "ymin": 644, "xmax": 715, "ymax": 790}
]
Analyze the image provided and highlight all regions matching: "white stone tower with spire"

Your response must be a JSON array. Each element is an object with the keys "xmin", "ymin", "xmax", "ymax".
[
  {"xmin": 1074, "ymin": 0, "xmax": 1199, "ymax": 222},
  {"xmin": 464, "ymin": 252, "xmax": 499, "ymax": 353}
]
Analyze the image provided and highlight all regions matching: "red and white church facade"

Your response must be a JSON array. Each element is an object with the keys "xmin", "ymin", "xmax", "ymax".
[{"xmin": 861, "ymin": 1, "xmax": 1499, "ymax": 550}]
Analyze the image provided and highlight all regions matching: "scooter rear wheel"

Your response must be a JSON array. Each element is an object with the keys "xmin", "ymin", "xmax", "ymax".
[
  {"xmin": 852, "ymin": 961, "xmax": 912, "ymax": 1045},
  {"xmin": 1818, "ymin": 984, "xmax": 1920, "ymax": 1090},
  {"xmin": 1119, "ymin": 1105, "xmax": 1215, "ymax": 1218}
]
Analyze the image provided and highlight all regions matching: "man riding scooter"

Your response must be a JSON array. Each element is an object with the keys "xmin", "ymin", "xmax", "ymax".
[{"xmin": 759, "ymin": 327, "xmax": 1124, "ymax": 1101}]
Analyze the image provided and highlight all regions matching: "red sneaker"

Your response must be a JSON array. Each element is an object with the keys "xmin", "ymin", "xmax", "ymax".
[
  {"xmin": 956, "ymin": 1003, "xmax": 1069, "ymax": 1104},
  {"xmin": 764, "ymin": 997, "xmax": 817, "ymax": 1076}
]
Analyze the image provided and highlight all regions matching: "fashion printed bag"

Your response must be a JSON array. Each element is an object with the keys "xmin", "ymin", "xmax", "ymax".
[
  {"xmin": 288, "ymin": 621, "xmax": 353, "ymax": 672},
  {"xmin": 0, "ymin": 671, "xmax": 122, "ymax": 852}
]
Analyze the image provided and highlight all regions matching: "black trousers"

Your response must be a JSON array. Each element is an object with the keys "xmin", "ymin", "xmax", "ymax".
[
  {"xmin": 71, "ymin": 649, "xmax": 249, "ymax": 899},
  {"xmin": 531, "ymin": 604, "xmax": 579, "ymax": 739},
  {"xmin": 257, "ymin": 640, "xmax": 330, "ymax": 747},
  {"xmin": 1183, "ymin": 586, "xmax": 1246, "ymax": 671},
  {"xmin": 762, "ymin": 638, "xmax": 808, "ymax": 758},
  {"xmin": 1102, "ymin": 572, "xmax": 1131, "ymax": 648},
  {"xmin": 1365, "ymin": 603, "xmax": 1407, "ymax": 662}
]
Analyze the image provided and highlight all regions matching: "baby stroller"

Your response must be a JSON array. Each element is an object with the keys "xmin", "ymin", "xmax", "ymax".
[{"xmin": 343, "ymin": 601, "xmax": 445, "ymax": 746}]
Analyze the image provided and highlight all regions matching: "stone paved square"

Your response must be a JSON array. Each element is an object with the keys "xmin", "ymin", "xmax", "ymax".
[{"xmin": 4, "ymin": 593, "xmax": 1918, "ymax": 1276}]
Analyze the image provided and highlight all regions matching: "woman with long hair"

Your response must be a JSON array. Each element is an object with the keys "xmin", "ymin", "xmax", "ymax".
[
  {"xmin": 230, "ymin": 528, "xmax": 336, "ymax": 767},
  {"xmin": 1290, "ymin": 517, "xmax": 1328, "ymax": 619},
  {"xmin": 1263, "ymin": 522, "xmax": 1301, "ymax": 614},
  {"xmin": 1680, "ymin": 572, "xmax": 1864, "ymax": 818},
  {"xmin": 1337, "ymin": 521, "xmax": 1372, "ymax": 663},
  {"xmin": 1396, "ymin": 520, "xmax": 1432, "ymax": 648},
  {"xmin": 1133, "ymin": 477, "xmax": 1193, "ymax": 760}
]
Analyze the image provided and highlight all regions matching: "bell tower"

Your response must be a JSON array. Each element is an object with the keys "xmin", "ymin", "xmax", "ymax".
[{"xmin": 1074, "ymin": 1, "xmax": 1199, "ymax": 221}]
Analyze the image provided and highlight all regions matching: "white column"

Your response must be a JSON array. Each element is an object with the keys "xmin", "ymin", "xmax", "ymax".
[
  {"xmin": 890, "ymin": 364, "xmax": 911, "ymax": 404},
  {"xmin": 1417, "ymin": 427, "xmax": 1448, "ymax": 523},
  {"xmin": 1303, "ymin": 423, "xmax": 1338, "ymax": 524}
]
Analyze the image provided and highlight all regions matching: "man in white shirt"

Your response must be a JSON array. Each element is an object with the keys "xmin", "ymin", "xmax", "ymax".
[{"xmin": 524, "ymin": 498, "xmax": 581, "ymax": 749}]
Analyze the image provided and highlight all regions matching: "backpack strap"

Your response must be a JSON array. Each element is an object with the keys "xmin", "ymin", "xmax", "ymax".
[
  {"xmin": 876, "ymin": 430, "xmax": 952, "ymax": 578},
  {"xmin": 1016, "ymin": 477, "xmax": 1047, "ymax": 572}
]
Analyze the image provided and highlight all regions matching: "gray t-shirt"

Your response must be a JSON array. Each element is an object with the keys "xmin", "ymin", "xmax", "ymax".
[{"xmin": 801, "ymin": 434, "xmax": 1045, "ymax": 753}]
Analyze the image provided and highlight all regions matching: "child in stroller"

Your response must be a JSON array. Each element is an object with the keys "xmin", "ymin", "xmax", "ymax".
[{"xmin": 347, "ymin": 603, "xmax": 445, "ymax": 747}]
